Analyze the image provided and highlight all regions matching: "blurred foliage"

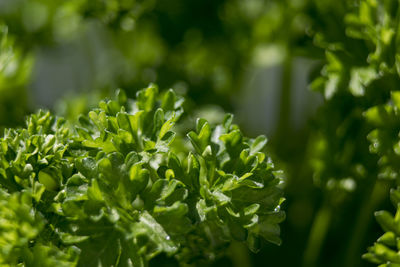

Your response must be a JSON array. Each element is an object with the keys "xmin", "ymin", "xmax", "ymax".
[
  {"xmin": 304, "ymin": 1, "xmax": 400, "ymax": 266},
  {"xmin": 0, "ymin": 0, "xmax": 354, "ymax": 121},
  {"xmin": 0, "ymin": 0, "xmax": 311, "ymax": 112},
  {"xmin": 363, "ymin": 92, "xmax": 400, "ymax": 266},
  {"xmin": 0, "ymin": 24, "xmax": 32, "ymax": 131}
]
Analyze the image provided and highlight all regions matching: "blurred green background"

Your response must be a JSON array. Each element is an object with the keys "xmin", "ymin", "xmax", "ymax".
[{"xmin": 0, "ymin": 0, "xmax": 393, "ymax": 266}]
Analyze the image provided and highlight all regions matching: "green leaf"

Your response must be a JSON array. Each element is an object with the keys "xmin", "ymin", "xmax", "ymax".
[
  {"xmin": 250, "ymin": 136, "xmax": 268, "ymax": 154},
  {"xmin": 135, "ymin": 211, "xmax": 178, "ymax": 255},
  {"xmin": 187, "ymin": 119, "xmax": 211, "ymax": 154},
  {"xmin": 129, "ymin": 163, "xmax": 149, "ymax": 195},
  {"xmin": 38, "ymin": 169, "xmax": 60, "ymax": 191},
  {"xmin": 137, "ymin": 84, "xmax": 158, "ymax": 112},
  {"xmin": 375, "ymin": 210, "xmax": 400, "ymax": 236},
  {"xmin": 161, "ymin": 89, "xmax": 176, "ymax": 111}
]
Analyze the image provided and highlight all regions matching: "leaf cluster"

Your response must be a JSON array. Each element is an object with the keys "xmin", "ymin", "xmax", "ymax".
[{"xmin": 0, "ymin": 85, "xmax": 284, "ymax": 266}]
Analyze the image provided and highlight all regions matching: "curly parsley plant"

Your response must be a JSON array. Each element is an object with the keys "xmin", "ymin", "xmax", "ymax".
[{"xmin": 0, "ymin": 85, "xmax": 284, "ymax": 266}]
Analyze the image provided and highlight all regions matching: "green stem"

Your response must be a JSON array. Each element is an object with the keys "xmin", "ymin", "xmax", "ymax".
[
  {"xmin": 302, "ymin": 200, "xmax": 332, "ymax": 267},
  {"xmin": 274, "ymin": 50, "xmax": 292, "ymax": 151},
  {"xmin": 343, "ymin": 179, "xmax": 389, "ymax": 267},
  {"xmin": 228, "ymin": 241, "xmax": 252, "ymax": 267}
]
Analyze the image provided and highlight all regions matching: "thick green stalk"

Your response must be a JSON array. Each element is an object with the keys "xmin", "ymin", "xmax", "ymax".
[
  {"xmin": 276, "ymin": 52, "xmax": 292, "ymax": 146},
  {"xmin": 302, "ymin": 200, "xmax": 332, "ymax": 267},
  {"xmin": 343, "ymin": 179, "xmax": 389, "ymax": 267},
  {"xmin": 229, "ymin": 241, "xmax": 252, "ymax": 267}
]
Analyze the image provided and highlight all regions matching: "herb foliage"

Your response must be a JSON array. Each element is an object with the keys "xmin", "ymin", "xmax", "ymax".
[{"xmin": 0, "ymin": 85, "xmax": 284, "ymax": 266}]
